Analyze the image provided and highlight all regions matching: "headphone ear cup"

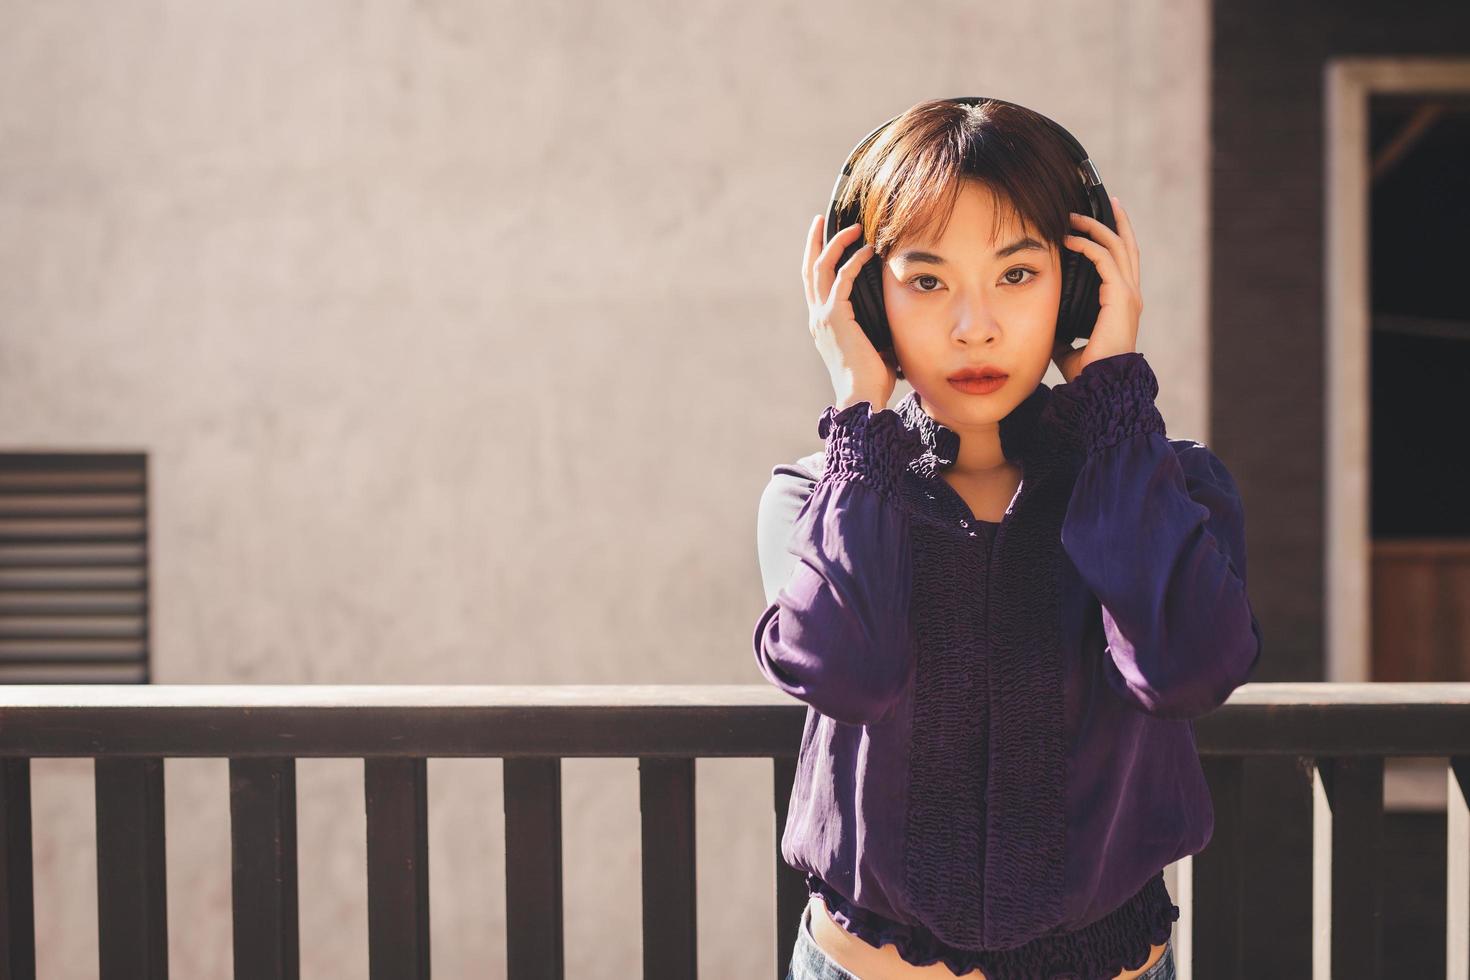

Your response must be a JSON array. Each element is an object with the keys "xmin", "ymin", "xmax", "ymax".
[
  {"xmin": 847, "ymin": 242, "xmax": 894, "ymax": 359},
  {"xmin": 1055, "ymin": 247, "xmax": 1079, "ymax": 346},
  {"xmin": 1055, "ymin": 245, "xmax": 1102, "ymax": 347}
]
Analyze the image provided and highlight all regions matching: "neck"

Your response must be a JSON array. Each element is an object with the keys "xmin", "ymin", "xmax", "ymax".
[
  {"xmin": 944, "ymin": 422, "xmax": 1013, "ymax": 479},
  {"xmin": 894, "ymin": 384, "xmax": 1054, "ymax": 476}
]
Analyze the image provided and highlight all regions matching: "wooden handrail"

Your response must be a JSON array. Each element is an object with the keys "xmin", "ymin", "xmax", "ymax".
[{"xmin": 0, "ymin": 682, "xmax": 1466, "ymax": 980}]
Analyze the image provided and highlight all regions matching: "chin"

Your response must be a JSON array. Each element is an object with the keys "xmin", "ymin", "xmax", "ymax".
[{"xmin": 921, "ymin": 380, "xmax": 1017, "ymax": 424}]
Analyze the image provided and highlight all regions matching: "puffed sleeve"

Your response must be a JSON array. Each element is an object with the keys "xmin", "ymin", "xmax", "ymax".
[
  {"xmin": 750, "ymin": 400, "xmax": 921, "ymax": 726},
  {"xmin": 1051, "ymin": 352, "xmax": 1264, "ymax": 720}
]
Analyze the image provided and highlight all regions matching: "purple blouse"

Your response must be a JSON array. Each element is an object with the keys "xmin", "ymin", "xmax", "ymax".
[{"xmin": 751, "ymin": 352, "xmax": 1262, "ymax": 980}]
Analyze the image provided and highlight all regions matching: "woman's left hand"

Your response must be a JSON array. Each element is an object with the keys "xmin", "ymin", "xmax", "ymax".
[{"xmin": 1050, "ymin": 194, "xmax": 1143, "ymax": 384}]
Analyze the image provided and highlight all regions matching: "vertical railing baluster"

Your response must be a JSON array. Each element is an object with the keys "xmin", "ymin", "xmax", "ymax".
[
  {"xmin": 504, "ymin": 757, "xmax": 564, "ymax": 980},
  {"xmin": 364, "ymin": 758, "xmax": 429, "ymax": 980},
  {"xmin": 638, "ymin": 757, "xmax": 696, "ymax": 980},
  {"xmin": 0, "ymin": 758, "xmax": 36, "ymax": 980},
  {"xmin": 95, "ymin": 757, "xmax": 168, "ymax": 980},
  {"xmin": 772, "ymin": 755, "xmax": 803, "ymax": 980},
  {"xmin": 1448, "ymin": 756, "xmax": 1470, "ymax": 980},
  {"xmin": 1312, "ymin": 755, "xmax": 1384, "ymax": 980},
  {"xmin": 229, "ymin": 757, "xmax": 299, "ymax": 980},
  {"xmin": 1196, "ymin": 754, "xmax": 1245, "ymax": 980}
]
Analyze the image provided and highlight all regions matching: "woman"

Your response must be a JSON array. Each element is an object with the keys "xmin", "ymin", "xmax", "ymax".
[{"xmin": 752, "ymin": 99, "xmax": 1263, "ymax": 980}]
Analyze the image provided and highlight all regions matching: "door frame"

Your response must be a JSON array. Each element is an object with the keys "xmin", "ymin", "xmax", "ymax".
[{"xmin": 1322, "ymin": 56, "xmax": 1470, "ymax": 683}]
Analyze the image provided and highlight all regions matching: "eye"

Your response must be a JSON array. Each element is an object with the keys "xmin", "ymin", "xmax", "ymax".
[{"xmin": 905, "ymin": 267, "xmax": 1040, "ymax": 293}]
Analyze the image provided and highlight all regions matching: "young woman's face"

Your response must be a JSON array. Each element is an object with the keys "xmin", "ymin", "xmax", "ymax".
[{"xmin": 881, "ymin": 179, "xmax": 1061, "ymax": 433}]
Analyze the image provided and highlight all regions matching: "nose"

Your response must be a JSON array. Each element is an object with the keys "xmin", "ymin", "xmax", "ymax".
[{"xmin": 953, "ymin": 299, "xmax": 1000, "ymax": 344}]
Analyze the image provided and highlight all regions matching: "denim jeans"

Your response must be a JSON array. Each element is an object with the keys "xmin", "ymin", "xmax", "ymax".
[{"xmin": 784, "ymin": 900, "xmax": 1177, "ymax": 980}]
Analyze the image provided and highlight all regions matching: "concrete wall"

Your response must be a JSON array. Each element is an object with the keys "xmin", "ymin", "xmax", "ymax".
[{"xmin": 0, "ymin": 1, "xmax": 1211, "ymax": 976}]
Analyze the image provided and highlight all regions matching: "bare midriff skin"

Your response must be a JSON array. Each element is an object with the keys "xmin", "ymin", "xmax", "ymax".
[{"xmin": 809, "ymin": 895, "xmax": 1168, "ymax": 980}]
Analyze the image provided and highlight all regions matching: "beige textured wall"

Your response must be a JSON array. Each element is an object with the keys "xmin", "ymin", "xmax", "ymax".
[{"xmin": 0, "ymin": 1, "xmax": 1210, "ymax": 977}]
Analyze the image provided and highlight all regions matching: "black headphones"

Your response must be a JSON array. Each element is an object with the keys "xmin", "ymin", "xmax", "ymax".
[{"xmin": 824, "ymin": 96, "xmax": 1117, "ymax": 369}]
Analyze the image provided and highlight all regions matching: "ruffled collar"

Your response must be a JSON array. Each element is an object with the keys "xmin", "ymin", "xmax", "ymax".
[{"xmin": 892, "ymin": 381, "xmax": 1057, "ymax": 470}]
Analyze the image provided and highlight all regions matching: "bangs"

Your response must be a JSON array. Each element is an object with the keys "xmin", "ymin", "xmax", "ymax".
[{"xmin": 835, "ymin": 99, "xmax": 1088, "ymax": 262}]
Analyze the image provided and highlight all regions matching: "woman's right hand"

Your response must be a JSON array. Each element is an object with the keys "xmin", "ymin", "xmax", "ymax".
[{"xmin": 803, "ymin": 215, "xmax": 898, "ymax": 413}]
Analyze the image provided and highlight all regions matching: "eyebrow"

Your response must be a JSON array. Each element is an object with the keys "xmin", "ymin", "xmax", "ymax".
[{"xmin": 896, "ymin": 236, "xmax": 1047, "ymax": 265}]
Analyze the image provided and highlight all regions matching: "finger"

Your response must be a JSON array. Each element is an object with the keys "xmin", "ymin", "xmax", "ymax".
[
  {"xmin": 1109, "ymin": 195, "xmax": 1140, "ymax": 288},
  {"xmin": 1071, "ymin": 209, "xmax": 1136, "ymax": 290},
  {"xmin": 815, "ymin": 222, "xmax": 866, "ymax": 309},
  {"xmin": 826, "ymin": 241, "xmax": 876, "ymax": 308},
  {"xmin": 802, "ymin": 214, "xmax": 822, "ymax": 309},
  {"xmin": 1062, "ymin": 233, "xmax": 1124, "ymax": 287}
]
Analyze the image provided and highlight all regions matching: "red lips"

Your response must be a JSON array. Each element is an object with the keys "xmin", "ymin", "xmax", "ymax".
[{"xmin": 948, "ymin": 367, "xmax": 1008, "ymax": 381}]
